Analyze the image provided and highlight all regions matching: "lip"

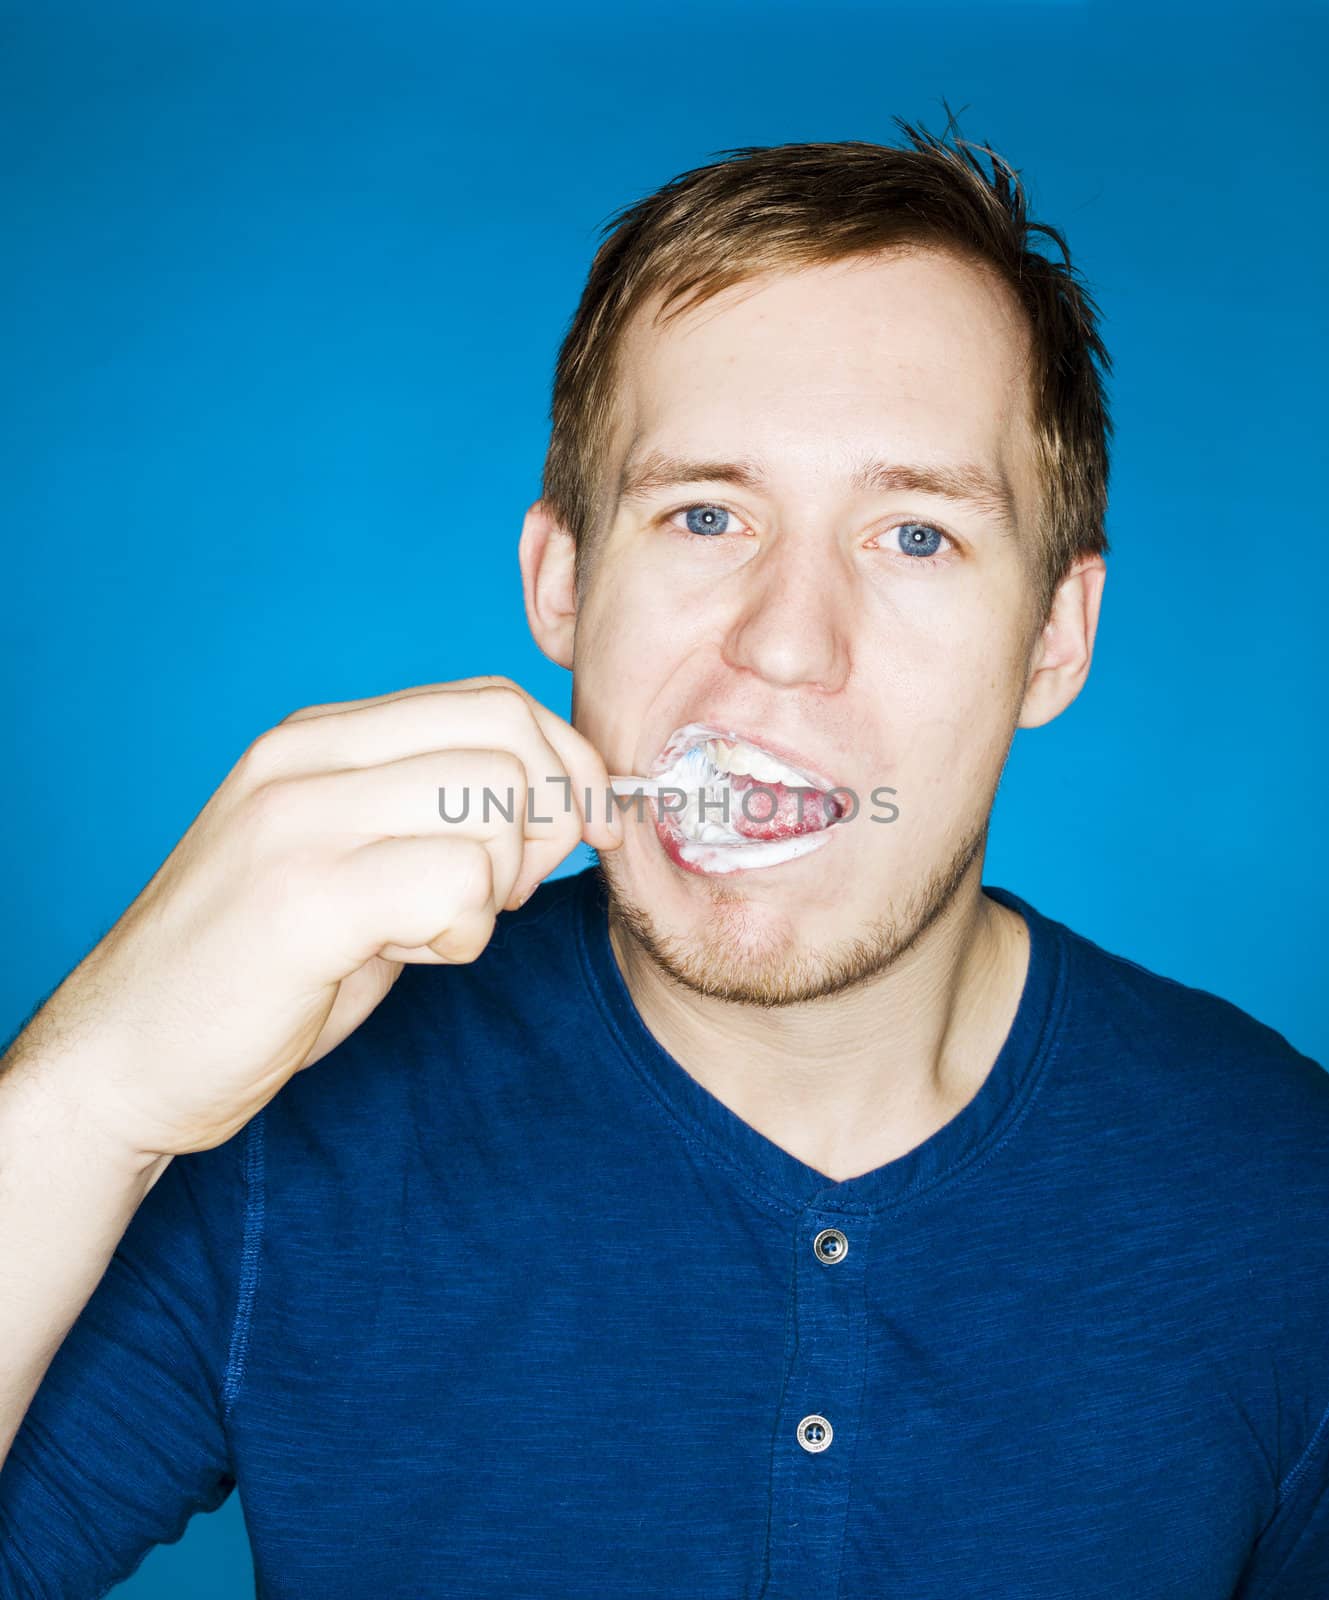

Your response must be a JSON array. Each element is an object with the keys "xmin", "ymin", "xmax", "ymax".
[
  {"xmin": 648, "ymin": 721, "xmax": 843, "ymax": 791},
  {"xmin": 654, "ymin": 809, "xmax": 838, "ymax": 877}
]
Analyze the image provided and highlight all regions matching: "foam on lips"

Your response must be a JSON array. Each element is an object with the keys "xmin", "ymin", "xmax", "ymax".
[{"xmin": 646, "ymin": 723, "xmax": 847, "ymax": 873}]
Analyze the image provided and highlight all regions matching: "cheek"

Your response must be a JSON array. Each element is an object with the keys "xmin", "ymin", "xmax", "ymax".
[
  {"xmin": 573, "ymin": 562, "xmax": 700, "ymax": 707},
  {"xmin": 886, "ymin": 631, "xmax": 1027, "ymax": 792}
]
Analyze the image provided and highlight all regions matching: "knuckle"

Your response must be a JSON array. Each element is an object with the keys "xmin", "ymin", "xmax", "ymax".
[
  {"xmin": 478, "ymin": 681, "xmax": 528, "ymax": 726},
  {"xmin": 269, "ymin": 851, "xmax": 333, "ymax": 939},
  {"xmin": 243, "ymin": 774, "xmax": 306, "ymax": 843},
  {"xmin": 558, "ymin": 788, "xmax": 587, "ymax": 837},
  {"xmin": 451, "ymin": 837, "xmax": 494, "ymax": 910},
  {"xmin": 436, "ymin": 933, "xmax": 481, "ymax": 966},
  {"xmin": 437, "ymin": 910, "xmax": 495, "ymax": 964},
  {"xmin": 239, "ymin": 723, "xmax": 296, "ymax": 785},
  {"xmin": 550, "ymin": 805, "xmax": 580, "ymax": 850},
  {"xmin": 484, "ymin": 747, "xmax": 526, "ymax": 794},
  {"xmin": 278, "ymin": 695, "xmax": 335, "ymax": 725}
]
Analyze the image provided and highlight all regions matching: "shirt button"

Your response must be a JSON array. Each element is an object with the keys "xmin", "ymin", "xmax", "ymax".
[
  {"xmin": 797, "ymin": 1414, "xmax": 834, "ymax": 1453},
  {"xmin": 813, "ymin": 1227, "xmax": 848, "ymax": 1264}
]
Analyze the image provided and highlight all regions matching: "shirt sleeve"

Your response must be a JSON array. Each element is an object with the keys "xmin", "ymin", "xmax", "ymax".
[
  {"xmin": 1233, "ymin": 1399, "xmax": 1329, "ymax": 1600},
  {"xmin": 0, "ymin": 1113, "xmax": 260, "ymax": 1598}
]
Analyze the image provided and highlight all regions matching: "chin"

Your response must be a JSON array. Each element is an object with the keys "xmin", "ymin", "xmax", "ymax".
[
  {"xmin": 614, "ymin": 808, "xmax": 851, "ymax": 916},
  {"xmin": 599, "ymin": 844, "xmax": 890, "ymax": 1008},
  {"xmin": 598, "ymin": 799, "xmax": 990, "ymax": 1009}
]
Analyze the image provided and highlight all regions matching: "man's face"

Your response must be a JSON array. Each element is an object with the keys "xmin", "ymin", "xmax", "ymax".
[{"xmin": 562, "ymin": 247, "xmax": 1053, "ymax": 1003}]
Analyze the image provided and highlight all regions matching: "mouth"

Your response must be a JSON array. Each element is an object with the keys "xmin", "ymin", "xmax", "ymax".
[{"xmin": 644, "ymin": 722, "xmax": 848, "ymax": 877}]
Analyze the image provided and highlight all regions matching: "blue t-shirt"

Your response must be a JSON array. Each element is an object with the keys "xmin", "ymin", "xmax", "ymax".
[{"xmin": 3, "ymin": 867, "xmax": 1327, "ymax": 1599}]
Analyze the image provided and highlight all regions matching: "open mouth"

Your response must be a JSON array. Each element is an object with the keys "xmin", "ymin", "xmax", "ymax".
[{"xmin": 646, "ymin": 722, "xmax": 848, "ymax": 876}]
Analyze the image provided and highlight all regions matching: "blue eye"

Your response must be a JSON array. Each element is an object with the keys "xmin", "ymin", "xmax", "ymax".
[
  {"xmin": 683, "ymin": 505, "xmax": 731, "ymax": 536},
  {"xmin": 897, "ymin": 522, "xmax": 944, "ymax": 558}
]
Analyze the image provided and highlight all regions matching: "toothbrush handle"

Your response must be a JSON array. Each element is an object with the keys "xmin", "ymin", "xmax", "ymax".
[{"xmin": 609, "ymin": 775, "xmax": 660, "ymax": 797}]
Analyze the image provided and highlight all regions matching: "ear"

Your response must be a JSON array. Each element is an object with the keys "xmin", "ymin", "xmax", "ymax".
[
  {"xmin": 518, "ymin": 499, "xmax": 578, "ymax": 671},
  {"xmin": 1017, "ymin": 555, "xmax": 1107, "ymax": 730}
]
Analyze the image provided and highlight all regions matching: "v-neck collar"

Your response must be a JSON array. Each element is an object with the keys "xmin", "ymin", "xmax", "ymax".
[{"xmin": 572, "ymin": 866, "xmax": 1067, "ymax": 1217}]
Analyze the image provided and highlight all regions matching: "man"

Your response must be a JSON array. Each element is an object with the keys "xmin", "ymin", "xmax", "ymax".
[{"xmin": 1, "ymin": 116, "xmax": 1326, "ymax": 1598}]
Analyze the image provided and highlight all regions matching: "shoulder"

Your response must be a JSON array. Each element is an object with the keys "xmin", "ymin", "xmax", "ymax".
[
  {"xmin": 1010, "ymin": 888, "xmax": 1328, "ymax": 1186},
  {"xmin": 1060, "ymin": 903, "xmax": 1322, "ymax": 1094},
  {"xmin": 1032, "ymin": 906, "xmax": 1329, "ymax": 1507}
]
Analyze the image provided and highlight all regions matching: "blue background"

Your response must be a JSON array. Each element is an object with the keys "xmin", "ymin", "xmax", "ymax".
[{"xmin": 2, "ymin": 1, "xmax": 1325, "ymax": 1591}]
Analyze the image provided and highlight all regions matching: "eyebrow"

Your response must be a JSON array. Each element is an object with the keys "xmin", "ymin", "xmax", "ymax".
[{"xmin": 617, "ymin": 449, "xmax": 1019, "ymax": 531}]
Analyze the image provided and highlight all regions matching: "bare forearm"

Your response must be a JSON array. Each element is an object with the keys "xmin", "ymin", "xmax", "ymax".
[{"xmin": 0, "ymin": 1041, "xmax": 170, "ymax": 1470}]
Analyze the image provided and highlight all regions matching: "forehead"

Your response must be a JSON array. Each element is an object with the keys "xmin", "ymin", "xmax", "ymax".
[{"xmin": 611, "ymin": 248, "xmax": 1039, "ymax": 511}]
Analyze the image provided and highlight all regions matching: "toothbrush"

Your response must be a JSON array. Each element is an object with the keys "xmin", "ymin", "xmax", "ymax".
[
  {"xmin": 610, "ymin": 746, "xmax": 714, "ymax": 798},
  {"xmin": 608, "ymin": 774, "xmax": 716, "ymax": 797},
  {"xmin": 609, "ymin": 775, "xmax": 668, "ymax": 797}
]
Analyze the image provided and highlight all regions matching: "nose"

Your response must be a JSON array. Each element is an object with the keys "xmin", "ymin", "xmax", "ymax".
[{"xmin": 720, "ymin": 529, "xmax": 853, "ymax": 693}]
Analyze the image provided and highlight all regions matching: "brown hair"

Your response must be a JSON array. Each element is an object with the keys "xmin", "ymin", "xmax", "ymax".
[{"xmin": 540, "ymin": 107, "xmax": 1113, "ymax": 625}]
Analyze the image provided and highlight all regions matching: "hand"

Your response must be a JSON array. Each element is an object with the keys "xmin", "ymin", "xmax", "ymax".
[{"xmin": 9, "ymin": 677, "xmax": 622, "ymax": 1160}]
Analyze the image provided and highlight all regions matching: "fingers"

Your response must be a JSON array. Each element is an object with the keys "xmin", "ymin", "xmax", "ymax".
[
  {"xmin": 331, "ymin": 835, "xmax": 501, "ymax": 968},
  {"xmin": 503, "ymin": 691, "xmax": 625, "ymax": 854},
  {"xmin": 261, "ymin": 749, "xmax": 537, "ymax": 907},
  {"xmin": 245, "ymin": 678, "xmax": 624, "ymax": 855},
  {"xmin": 236, "ymin": 676, "xmax": 623, "ymax": 956},
  {"xmin": 245, "ymin": 741, "xmax": 584, "ymax": 940}
]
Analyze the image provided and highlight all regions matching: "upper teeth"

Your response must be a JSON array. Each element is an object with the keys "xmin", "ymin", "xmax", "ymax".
[
  {"xmin": 703, "ymin": 737, "xmax": 810, "ymax": 787},
  {"xmin": 649, "ymin": 734, "xmax": 836, "ymax": 849}
]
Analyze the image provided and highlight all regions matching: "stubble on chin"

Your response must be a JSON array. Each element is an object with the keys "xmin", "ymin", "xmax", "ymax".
[{"xmin": 595, "ymin": 812, "xmax": 988, "ymax": 1009}]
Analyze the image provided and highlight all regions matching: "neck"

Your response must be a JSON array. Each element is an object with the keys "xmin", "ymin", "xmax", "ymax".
[{"xmin": 607, "ymin": 877, "xmax": 1030, "ymax": 1183}]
